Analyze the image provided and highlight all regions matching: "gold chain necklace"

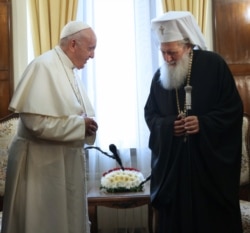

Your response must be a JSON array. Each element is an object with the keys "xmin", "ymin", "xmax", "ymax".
[{"xmin": 175, "ymin": 50, "xmax": 193, "ymax": 117}]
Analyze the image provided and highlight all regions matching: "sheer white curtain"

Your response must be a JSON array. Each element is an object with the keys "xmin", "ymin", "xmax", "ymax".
[{"xmin": 76, "ymin": 0, "xmax": 163, "ymax": 182}]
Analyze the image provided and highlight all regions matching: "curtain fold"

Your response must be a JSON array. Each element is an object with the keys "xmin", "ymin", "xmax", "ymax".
[
  {"xmin": 161, "ymin": 0, "xmax": 208, "ymax": 34},
  {"xmin": 28, "ymin": 0, "xmax": 78, "ymax": 56}
]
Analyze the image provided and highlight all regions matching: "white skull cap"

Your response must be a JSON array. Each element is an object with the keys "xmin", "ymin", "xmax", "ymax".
[
  {"xmin": 60, "ymin": 21, "xmax": 90, "ymax": 39},
  {"xmin": 151, "ymin": 11, "xmax": 207, "ymax": 50}
]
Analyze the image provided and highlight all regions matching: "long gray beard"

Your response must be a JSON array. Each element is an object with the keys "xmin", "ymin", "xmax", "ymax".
[{"xmin": 159, "ymin": 52, "xmax": 190, "ymax": 90}]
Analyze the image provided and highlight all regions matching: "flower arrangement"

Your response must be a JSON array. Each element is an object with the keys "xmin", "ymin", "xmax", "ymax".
[{"xmin": 100, "ymin": 167, "xmax": 145, "ymax": 193}]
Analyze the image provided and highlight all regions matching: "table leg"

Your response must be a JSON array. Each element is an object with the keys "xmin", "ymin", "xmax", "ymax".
[
  {"xmin": 148, "ymin": 204, "xmax": 153, "ymax": 233},
  {"xmin": 88, "ymin": 205, "xmax": 98, "ymax": 233}
]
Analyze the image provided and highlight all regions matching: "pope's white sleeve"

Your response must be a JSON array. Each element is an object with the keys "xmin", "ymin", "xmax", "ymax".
[{"xmin": 20, "ymin": 113, "xmax": 89, "ymax": 142}]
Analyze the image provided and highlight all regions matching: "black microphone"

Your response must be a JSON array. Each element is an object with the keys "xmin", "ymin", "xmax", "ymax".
[
  {"xmin": 109, "ymin": 144, "xmax": 124, "ymax": 170},
  {"xmin": 84, "ymin": 146, "xmax": 114, "ymax": 159},
  {"xmin": 139, "ymin": 174, "xmax": 151, "ymax": 187}
]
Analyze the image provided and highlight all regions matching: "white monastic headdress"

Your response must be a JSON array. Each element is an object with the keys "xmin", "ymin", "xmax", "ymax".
[
  {"xmin": 60, "ymin": 21, "xmax": 90, "ymax": 39},
  {"xmin": 151, "ymin": 11, "xmax": 207, "ymax": 50}
]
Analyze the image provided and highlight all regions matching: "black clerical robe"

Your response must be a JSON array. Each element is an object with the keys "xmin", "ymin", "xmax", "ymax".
[{"xmin": 144, "ymin": 50, "xmax": 243, "ymax": 233}]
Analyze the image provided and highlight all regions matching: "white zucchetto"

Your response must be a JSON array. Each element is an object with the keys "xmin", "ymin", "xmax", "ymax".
[
  {"xmin": 60, "ymin": 21, "xmax": 90, "ymax": 39},
  {"xmin": 151, "ymin": 11, "xmax": 207, "ymax": 50}
]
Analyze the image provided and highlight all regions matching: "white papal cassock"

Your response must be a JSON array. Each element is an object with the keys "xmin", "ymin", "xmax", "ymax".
[{"xmin": 1, "ymin": 46, "xmax": 95, "ymax": 233}]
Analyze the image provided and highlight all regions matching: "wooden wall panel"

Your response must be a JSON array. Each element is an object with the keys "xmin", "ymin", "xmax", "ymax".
[
  {"xmin": 213, "ymin": 0, "xmax": 250, "ymax": 64},
  {"xmin": 213, "ymin": 0, "xmax": 250, "ymax": 115},
  {"xmin": 0, "ymin": 0, "xmax": 13, "ymax": 118},
  {"xmin": 0, "ymin": 5, "xmax": 9, "ymax": 69}
]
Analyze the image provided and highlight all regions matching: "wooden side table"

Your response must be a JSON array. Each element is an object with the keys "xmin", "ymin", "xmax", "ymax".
[{"xmin": 87, "ymin": 183, "xmax": 153, "ymax": 233}]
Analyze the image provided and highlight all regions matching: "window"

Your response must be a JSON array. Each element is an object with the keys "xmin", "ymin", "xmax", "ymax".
[{"xmin": 77, "ymin": 0, "xmax": 163, "ymax": 180}]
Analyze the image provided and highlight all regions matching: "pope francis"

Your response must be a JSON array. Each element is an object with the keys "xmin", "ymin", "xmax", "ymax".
[{"xmin": 1, "ymin": 21, "xmax": 98, "ymax": 233}]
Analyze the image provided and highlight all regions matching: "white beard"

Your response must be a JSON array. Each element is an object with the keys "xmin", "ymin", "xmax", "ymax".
[{"xmin": 159, "ymin": 52, "xmax": 190, "ymax": 90}]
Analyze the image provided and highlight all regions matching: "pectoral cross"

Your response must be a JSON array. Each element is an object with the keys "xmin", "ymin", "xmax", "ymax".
[
  {"xmin": 178, "ymin": 111, "xmax": 186, "ymax": 119},
  {"xmin": 179, "ymin": 111, "xmax": 188, "ymax": 143}
]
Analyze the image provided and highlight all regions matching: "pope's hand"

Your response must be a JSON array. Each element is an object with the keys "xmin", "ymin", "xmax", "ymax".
[{"xmin": 84, "ymin": 117, "xmax": 98, "ymax": 136}]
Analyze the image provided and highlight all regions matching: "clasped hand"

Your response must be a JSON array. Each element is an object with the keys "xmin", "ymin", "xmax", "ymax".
[
  {"xmin": 84, "ymin": 117, "xmax": 98, "ymax": 136},
  {"xmin": 174, "ymin": 115, "xmax": 199, "ymax": 136}
]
